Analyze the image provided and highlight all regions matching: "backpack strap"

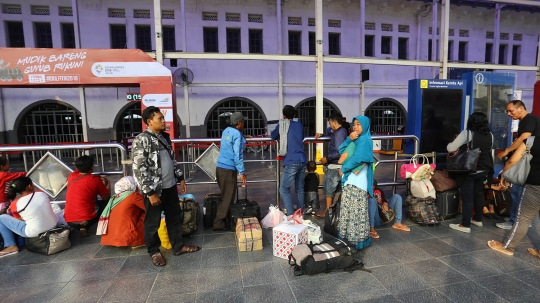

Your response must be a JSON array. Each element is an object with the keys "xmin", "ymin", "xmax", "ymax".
[{"xmin": 12, "ymin": 192, "xmax": 35, "ymax": 215}]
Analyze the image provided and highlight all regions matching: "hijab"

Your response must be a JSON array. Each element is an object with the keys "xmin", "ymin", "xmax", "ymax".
[{"xmin": 114, "ymin": 176, "xmax": 137, "ymax": 195}]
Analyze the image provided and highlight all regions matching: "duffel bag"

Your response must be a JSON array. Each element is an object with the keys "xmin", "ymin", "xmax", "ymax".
[
  {"xmin": 406, "ymin": 195, "xmax": 441, "ymax": 226},
  {"xmin": 25, "ymin": 225, "xmax": 71, "ymax": 255},
  {"xmin": 288, "ymin": 239, "xmax": 370, "ymax": 276}
]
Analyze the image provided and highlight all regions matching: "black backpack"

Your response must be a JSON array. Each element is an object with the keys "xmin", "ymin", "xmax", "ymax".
[
  {"xmin": 323, "ymin": 191, "xmax": 341, "ymax": 237},
  {"xmin": 288, "ymin": 239, "xmax": 370, "ymax": 276}
]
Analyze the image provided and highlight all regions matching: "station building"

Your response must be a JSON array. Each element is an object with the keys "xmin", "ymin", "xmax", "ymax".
[{"xmin": 0, "ymin": 0, "xmax": 538, "ymax": 144}]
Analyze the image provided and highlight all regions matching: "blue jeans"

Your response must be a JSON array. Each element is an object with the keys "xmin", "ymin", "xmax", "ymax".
[
  {"xmin": 509, "ymin": 184, "xmax": 523, "ymax": 224},
  {"xmin": 0, "ymin": 214, "xmax": 27, "ymax": 247},
  {"xmin": 323, "ymin": 168, "xmax": 342, "ymax": 198},
  {"xmin": 280, "ymin": 162, "xmax": 306, "ymax": 215},
  {"xmin": 368, "ymin": 194, "xmax": 403, "ymax": 227}
]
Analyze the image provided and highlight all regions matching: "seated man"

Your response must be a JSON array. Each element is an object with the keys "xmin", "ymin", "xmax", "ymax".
[
  {"xmin": 64, "ymin": 155, "xmax": 110, "ymax": 237},
  {"xmin": 368, "ymin": 180, "xmax": 409, "ymax": 239}
]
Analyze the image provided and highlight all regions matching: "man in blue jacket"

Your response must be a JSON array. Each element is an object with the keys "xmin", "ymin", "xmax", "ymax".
[
  {"xmin": 215, "ymin": 112, "xmax": 247, "ymax": 231},
  {"xmin": 272, "ymin": 105, "xmax": 307, "ymax": 215},
  {"xmin": 315, "ymin": 112, "xmax": 348, "ymax": 218}
]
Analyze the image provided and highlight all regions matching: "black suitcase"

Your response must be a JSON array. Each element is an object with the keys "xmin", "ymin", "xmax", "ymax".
[
  {"xmin": 324, "ymin": 191, "xmax": 342, "ymax": 238},
  {"xmin": 228, "ymin": 185, "xmax": 261, "ymax": 230},
  {"xmin": 203, "ymin": 193, "xmax": 221, "ymax": 229},
  {"xmin": 435, "ymin": 189, "xmax": 460, "ymax": 219}
]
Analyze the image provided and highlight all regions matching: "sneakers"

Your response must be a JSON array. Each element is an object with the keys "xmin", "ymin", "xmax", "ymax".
[
  {"xmin": 449, "ymin": 224, "xmax": 471, "ymax": 233},
  {"xmin": 471, "ymin": 220, "xmax": 483, "ymax": 227},
  {"xmin": 303, "ymin": 207, "xmax": 313, "ymax": 215},
  {"xmin": 496, "ymin": 221, "xmax": 513, "ymax": 230}
]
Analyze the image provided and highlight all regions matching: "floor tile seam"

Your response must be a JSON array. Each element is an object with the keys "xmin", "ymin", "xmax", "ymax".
[
  {"xmin": 407, "ymin": 241, "xmax": 465, "ymax": 257},
  {"xmin": 146, "ymin": 271, "xmax": 162, "ymax": 303},
  {"xmin": 278, "ymin": 259, "xmax": 300, "ymax": 303},
  {"xmin": 434, "ymin": 254, "xmax": 503, "ymax": 279},
  {"xmin": 395, "ymin": 286, "xmax": 456, "ymax": 302},
  {"xmin": 462, "ymin": 276, "xmax": 513, "ymax": 303},
  {"xmin": 401, "ymin": 260, "xmax": 472, "ymax": 286},
  {"xmin": 366, "ymin": 266, "xmax": 399, "ymax": 296}
]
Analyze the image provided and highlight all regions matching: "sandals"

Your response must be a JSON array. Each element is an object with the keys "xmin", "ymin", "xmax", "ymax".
[
  {"xmin": 370, "ymin": 231, "xmax": 380, "ymax": 239},
  {"xmin": 0, "ymin": 250, "xmax": 18, "ymax": 258},
  {"xmin": 487, "ymin": 240, "xmax": 514, "ymax": 256},
  {"xmin": 392, "ymin": 224, "xmax": 411, "ymax": 232},
  {"xmin": 174, "ymin": 245, "xmax": 201, "ymax": 256},
  {"xmin": 151, "ymin": 252, "xmax": 166, "ymax": 267},
  {"xmin": 528, "ymin": 248, "xmax": 540, "ymax": 258}
]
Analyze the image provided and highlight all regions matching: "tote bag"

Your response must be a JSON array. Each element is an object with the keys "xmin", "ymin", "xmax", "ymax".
[
  {"xmin": 447, "ymin": 130, "xmax": 480, "ymax": 173},
  {"xmin": 504, "ymin": 137, "xmax": 535, "ymax": 186}
]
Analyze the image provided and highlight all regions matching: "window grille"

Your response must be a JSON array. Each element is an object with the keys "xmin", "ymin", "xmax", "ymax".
[
  {"xmin": 62, "ymin": 23, "xmax": 76, "ymax": 48},
  {"xmin": 226, "ymin": 13, "xmax": 240, "ymax": 22},
  {"xmin": 288, "ymin": 31, "xmax": 302, "ymax": 55},
  {"xmin": 206, "ymin": 98, "xmax": 267, "ymax": 138},
  {"xmin": 500, "ymin": 33, "xmax": 509, "ymax": 40},
  {"xmin": 365, "ymin": 35, "xmax": 374, "ymax": 56},
  {"xmin": 59, "ymin": 7, "xmax": 73, "ymax": 16},
  {"xmin": 486, "ymin": 31, "xmax": 494, "ymax": 39},
  {"xmin": 398, "ymin": 25, "xmax": 409, "ymax": 33},
  {"xmin": 2, "ymin": 4, "xmax": 21, "ymax": 14},
  {"xmin": 365, "ymin": 99, "xmax": 406, "ymax": 142},
  {"xmin": 163, "ymin": 26, "xmax": 175, "ymax": 51},
  {"xmin": 296, "ymin": 99, "xmax": 339, "ymax": 137},
  {"xmin": 116, "ymin": 103, "xmax": 143, "ymax": 143},
  {"xmin": 381, "ymin": 36, "xmax": 391, "ymax": 55},
  {"xmin": 110, "ymin": 25, "xmax": 127, "ymax": 49},
  {"xmin": 109, "ymin": 9, "xmax": 125, "ymax": 18},
  {"xmin": 381, "ymin": 24, "xmax": 393, "ymax": 32},
  {"xmin": 162, "ymin": 10, "xmax": 175, "ymax": 19},
  {"xmin": 6, "ymin": 21, "xmax": 25, "ymax": 47},
  {"xmin": 449, "ymin": 28, "xmax": 454, "ymax": 36},
  {"xmin": 513, "ymin": 34, "xmax": 522, "ymax": 41},
  {"xmin": 203, "ymin": 27, "xmax": 218, "ymax": 52},
  {"xmin": 328, "ymin": 33, "xmax": 340, "ymax": 55},
  {"xmin": 288, "ymin": 17, "xmax": 302, "ymax": 26},
  {"xmin": 428, "ymin": 27, "xmax": 440, "ymax": 35},
  {"xmin": 459, "ymin": 29, "xmax": 469, "ymax": 37},
  {"xmin": 308, "ymin": 18, "xmax": 315, "ymax": 26},
  {"xmin": 248, "ymin": 14, "xmax": 262, "ymax": 23},
  {"xmin": 249, "ymin": 29, "xmax": 263, "ymax": 54},
  {"xmin": 365, "ymin": 22, "xmax": 375, "ymax": 30},
  {"xmin": 31, "ymin": 6, "xmax": 50, "ymax": 15},
  {"xmin": 328, "ymin": 20, "xmax": 341, "ymax": 28},
  {"xmin": 135, "ymin": 25, "xmax": 152, "ymax": 51},
  {"xmin": 35, "ymin": 23, "xmax": 53, "ymax": 48},
  {"xmin": 226, "ymin": 28, "xmax": 241, "ymax": 53},
  {"xmin": 202, "ymin": 12, "xmax": 218, "ymax": 21},
  {"xmin": 134, "ymin": 10, "xmax": 150, "ymax": 19}
]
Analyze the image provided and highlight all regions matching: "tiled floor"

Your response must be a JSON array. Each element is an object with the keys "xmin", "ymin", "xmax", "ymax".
[{"xmin": 2, "ymin": 153, "xmax": 540, "ymax": 302}]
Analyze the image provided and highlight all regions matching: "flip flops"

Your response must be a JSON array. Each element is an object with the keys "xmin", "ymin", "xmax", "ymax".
[
  {"xmin": 369, "ymin": 231, "xmax": 380, "ymax": 239},
  {"xmin": 174, "ymin": 245, "xmax": 201, "ymax": 256},
  {"xmin": 0, "ymin": 250, "xmax": 19, "ymax": 258},
  {"xmin": 392, "ymin": 224, "xmax": 411, "ymax": 232},
  {"xmin": 528, "ymin": 248, "xmax": 540, "ymax": 258},
  {"xmin": 151, "ymin": 252, "xmax": 166, "ymax": 266},
  {"xmin": 487, "ymin": 240, "xmax": 514, "ymax": 256}
]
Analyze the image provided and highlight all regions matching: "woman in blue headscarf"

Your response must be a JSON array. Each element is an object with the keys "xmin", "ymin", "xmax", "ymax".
[{"xmin": 336, "ymin": 116, "xmax": 374, "ymax": 250}]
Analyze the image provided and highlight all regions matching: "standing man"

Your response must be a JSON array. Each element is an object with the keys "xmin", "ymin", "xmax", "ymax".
[
  {"xmin": 314, "ymin": 112, "xmax": 349, "ymax": 218},
  {"xmin": 496, "ymin": 100, "xmax": 540, "ymax": 230},
  {"xmin": 272, "ymin": 105, "xmax": 307, "ymax": 215},
  {"xmin": 132, "ymin": 106, "xmax": 200, "ymax": 267},
  {"xmin": 214, "ymin": 112, "xmax": 247, "ymax": 231}
]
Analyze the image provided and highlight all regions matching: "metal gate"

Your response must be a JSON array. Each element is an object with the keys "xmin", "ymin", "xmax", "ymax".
[
  {"xmin": 296, "ymin": 98, "xmax": 340, "ymax": 137},
  {"xmin": 365, "ymin": 98, "xmax": 406, "ymax": 149},
  {"xmin": 116, "ymin": 102, "xmax": 142, "ymax": 142},
  {"xmin": 206, "ymin": 97, "xmax": 266, "ymax": 138}
]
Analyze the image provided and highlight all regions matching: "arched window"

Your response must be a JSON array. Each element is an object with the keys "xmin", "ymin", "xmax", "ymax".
[
  {"xmin": 205, "ymin": 97, "xmax": 267, "ymax": 137},
  {"xmin": 364, "ymin": 98, "xmax": 407, "ymax": 135},
  {"xmin": 17, "ymin": 101, "xmax": 82, "ymax": 144},
  {"xmin": 115, "ymin": 102, "xmax": 143, "ymax": 142},
  {"xmin": 295, "ymin": 98, "xmax": 341, "ymax": 136}
]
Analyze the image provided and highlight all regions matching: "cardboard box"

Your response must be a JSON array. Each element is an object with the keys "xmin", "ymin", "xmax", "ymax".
[
  {"xmin": 236, "ymin": 217, "xmax": 263, "ymax": 252},
  {"xmin": 273, "ymin": 221, "xmax": 308, "ymax": 259}
]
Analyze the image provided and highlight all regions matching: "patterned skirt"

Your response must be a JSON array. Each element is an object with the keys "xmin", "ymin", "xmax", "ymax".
[{"xmin": 338, "ymin": 184, "xmax": 372, "ymax": 250}]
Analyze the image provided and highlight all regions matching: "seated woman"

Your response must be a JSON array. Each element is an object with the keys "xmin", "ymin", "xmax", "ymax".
[
  {"xmin": 98, "ymin": 176, "xmax": 145, "ymax": 247},
  {"xmin": 0, "ymin": 177, "xmax": 58, "ymax": 257},
  {"xmin": 368, "ymin": 180, "xmax": 409, "ymax": 239}
]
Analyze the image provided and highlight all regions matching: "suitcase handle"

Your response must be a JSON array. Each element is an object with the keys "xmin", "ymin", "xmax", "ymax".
[{"xmin": 237, "ymin": 182, "xmax": 248, "ymax": 202}]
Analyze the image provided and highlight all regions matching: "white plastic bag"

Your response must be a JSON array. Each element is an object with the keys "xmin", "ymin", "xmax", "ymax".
[
  {"xmin": 303, "ymin": 220, "xmax": 322, "ymax": 244},
  {"xmin": 261, "ymin": 204, "xmax": 286, "ymax": 229}
]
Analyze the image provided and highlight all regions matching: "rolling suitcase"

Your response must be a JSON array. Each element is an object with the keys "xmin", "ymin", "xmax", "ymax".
[
  {"xmin": 435, "ymin": 189, "xmax": 460, "ymax": 219},
  {"xmin": 203, "ymin": 193, "xmax": 221, "ymax": 229},
  {"xmin": 229, "ymin": 185, "xmax": 261, "ymax": 230},
  {"xmin": 178, "ymin": 194, "xmax": 201, "ymax": 237}
]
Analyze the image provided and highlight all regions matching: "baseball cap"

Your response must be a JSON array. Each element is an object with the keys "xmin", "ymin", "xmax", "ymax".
[{"xmin": 230, "ymin": 112, "xmax": 246, "ymax": 126}]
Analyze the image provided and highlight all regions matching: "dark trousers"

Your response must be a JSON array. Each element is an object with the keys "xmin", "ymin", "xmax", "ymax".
[
  {"xmin": 215, "ymin": 167, "xmax": 237, "ymax": 229},
  {"xmin": 144, "ymin": 186, "xmax": 184, "ymax": 256},
  {"xmin": 67, "ymin": 199, "xmax": 107, "ymax": 230},
  {"xmin": 459, "ymin": 171, "xmax": 488, "ymax": 227}
]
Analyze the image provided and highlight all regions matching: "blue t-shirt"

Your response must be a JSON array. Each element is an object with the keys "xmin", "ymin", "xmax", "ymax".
[{"xmin": 271, "ymin": 120, "xmax": 306, "ymax": 166}]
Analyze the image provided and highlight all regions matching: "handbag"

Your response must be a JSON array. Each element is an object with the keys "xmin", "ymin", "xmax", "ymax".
[
  {"xmin": 447, "ymin": 130, "xmax": 480, "ymax": 173},
  {"xmin": 378, "ymin": 204, "xmax": 395, "ymax": 224},
  {"xmin": 25, "ymin": 225, "xmax": 71, "ymax": 255},
  {"xmin": 431, "ymin": 169, "xmax": 458, "ymax": 192},
  {"xmin": 409, "ymin": 179, "xmax": 436, "ymax": 199},
  {"xmin": 504, "ymin": 136, "xmax": 535, "ymax": 186},
  {"xmin": 400, "ymin": 154, "xmax": 436, "ymax": 180}
]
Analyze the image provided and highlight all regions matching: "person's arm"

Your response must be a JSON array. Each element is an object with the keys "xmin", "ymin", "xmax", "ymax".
[
  {"xmin": 498, "ymin": 132, "xmax": 531, "ymax": 160},
  {"xmin": 446, "ymin": 130, "xmax": 470, "ymax": 152},
  {"xmin": 131, "ymin": 135, "xmax": 158, "ymax": 196},
  {"xmin": 233, "ymin": 133, "xmax": 247, "ymax": 186},
  {"xmin": 341, "ymin": 143, "xmax": 366, "ymax": 174},
  {"xmin": 500, "ymin": 142, "xmax": 527, "ymax": 186},
  {"xmin": 4, "ymin": 171, "xmax": 27, "ymax": 181},
  {"xmin": 327, "ymin": 129, "xmax": 348, "ymax": 163},
  {"xmin": 97, "ymin": 178, "xmax": 110, "ymax": 201},
  {"xmin": 271, "ymin": 125, "xmax": 280, "ymax": 140}
]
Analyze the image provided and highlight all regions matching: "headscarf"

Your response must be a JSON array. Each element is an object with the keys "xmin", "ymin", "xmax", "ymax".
[
  {"xmin": 114, "ymin": 176, "xmax": 136, "ymax": 195},
  {"xmin": 339, "ymin": 115, "xmax": 374, "ymax": 197}
]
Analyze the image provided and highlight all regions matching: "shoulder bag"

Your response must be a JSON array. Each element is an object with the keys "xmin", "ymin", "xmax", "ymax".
[
  {"xmin": 25, "ymin": 225, "xmax": 71, "ymax": 255},
  {"xmin": 447, "ymin": 130, "xmax": 480, "ymax": 173},
  {"xmin": 504, "ymin": 136, "xmax": 535, "ymax": 186}
]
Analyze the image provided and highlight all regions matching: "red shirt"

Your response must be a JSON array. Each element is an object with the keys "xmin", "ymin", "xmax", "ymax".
[
  {"xmin": 0, "ymin": 171, "xmax": 27, "ymax": 202},
  {"xmin": 64, "ymin": 171, "xmax": 109, "ymax": 222}
]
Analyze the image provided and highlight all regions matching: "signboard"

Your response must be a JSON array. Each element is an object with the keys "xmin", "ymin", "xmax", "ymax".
[
  {"xmin": 126, "ymin": 92, "xmax": 141, "ymax": 102},
  {"xmin": 421, "ymin": 79, "xmax": 465, "ymax": 89}
]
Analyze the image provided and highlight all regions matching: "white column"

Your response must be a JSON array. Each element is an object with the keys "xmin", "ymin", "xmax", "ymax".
[
  {"xmin": 431, "ymin": 0, "xmax": 438, "ymax": 78},
  {"xmin": 277, "ymin": 0, "xmax": 283, "ymax": 114},
  {"xmin": 493, "ymin": 4, "xmax": 502, "ymax": 64},
  {"xmin": 359, "ymin": 0, "xmax": 365, "ymax": 114},
  {"xmin": 315, "ymin": 0, "xmax": 323, "ymax": 135},
  {"xmin": 154, "ymin": 0, "xmax": 163, "ymax": 64},
  {"xmin": 438, "ymin": 0, "xmax": 449, "ymax": 79},
  {"xmin": 72, "ymin": 0, "xmax": 89, "ymax": 142},
  {"xmin": 181, "ymin": 0, "xmax": 190, "ymax": 138}
]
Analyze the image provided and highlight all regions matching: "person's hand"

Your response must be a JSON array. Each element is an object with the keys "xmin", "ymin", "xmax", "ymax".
[
  {"xmin": 314, "ymin": 133, "xmax": 324, "ymax": 139},
  {"xmin": 244, "ymin": 135, "xmax": 253, "ymax": 139},
  {"xmin": 497, "ymin": 150, "xmax": 508, "ymax": 160},
  {"xmin": 101, "ymin": 177, "xmax": 110, "ymax": 190},
  {"xmin": 499, "ymin": 176, "xmax": 508, "ymax": 190},
  {"xmin": 239, "ymin": 174, "xmax": 247, "ymax": 187},
  {"xmin": 382, "ymin": 202, "xmax": 389, "ymax": 212},
  {"xmin": 148, "ymin": 194, "xmax": 161, "ymax": 206},
  {"xmin": 320, "ymin": 157, "xmax": 328, "ymax": 165},
  {"xmin": 338, "ymin": 169, "xmax": 343, "ymax": 177},
  {"xmin": 179, "ymin": 180, "xmax": 187, "ymax": 194},
  {"xmin": 350, "ymin": 132, "xmax": 359, "ymax": 140}
]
